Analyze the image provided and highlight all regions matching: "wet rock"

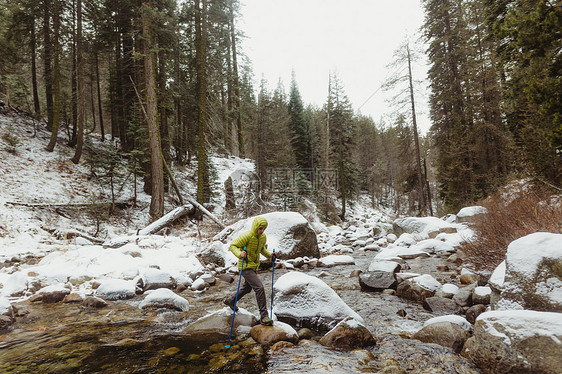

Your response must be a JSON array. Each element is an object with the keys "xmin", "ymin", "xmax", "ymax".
[
  {"xmin": 37, "ymin": 284, "xmax": 71, "ymax": 303},
  {"xmin": 200, "ymin": 273, "xmax": 216, "ymax": 286},
  {"xmin": 472, "ymin": 286, "xmax": 491, "ymax": 305},
  {"xmin": 351, "ymin": 348, "xmax": 376, "ymax": 365},
  {"xmin": 462, "ymin": 310, "xmax": 562, "ymax": 373},
  {"xmin": 297, "ymin": 328, "xmax": 316, "ymax": 340},
  {"xmin": 453, "ymin": 284, "xmax": 476, "ymax": 307},
  {"xmin": 63, "ymin": 292, "xmax": 84, "ymax": 303},
  {"xmin": 191, "ymin": 277, "xmax": 206, "ymax": 291},
  {"xmin": 422, "ymin": 297, "xmax": 463, "ymax": 315},
  {"xmin": 0, "ymin": 315, "xmax": 14, "ymax": 331},
  {"xmin": 82, "ymin": 296, "xmax": 109, "ymax": 308},
  {"xmin": 269, "ymin": 340, "xmax": 295, "ymax": 351},
  {"xmin": 396, "ymin": 275, "xmax": 441, "ymax": 303},
  {"xmin": 349, "ymin": 269, "xmax": 362, "ymax": 277},
  {"xmin": 0, "ymin": 297, "xmax": 15, "ymax": 330},
  {"xmin": 217, "ymin": 274, "xmax": 234, "ymax": 283},
  {"xmin": 435, "ymin": 283, "xmax": 458, "ymax": 299},
  {"xmin": 318, "ymin": 317, "xmax": 376, "ymax": 349},
  {"xmin": 413, "ymin": 321, "xmax": 470, "ymax": 353},
  {"xmin": 95, "ymin": 279, "xmax": 136, "ymax": 300},
  {"xmin": 297, "ymin": 339, "xmax": 318, "ymax": 347},
  {"xmin": 460, "ymin": 270, "xmax": 479, "ymax": 285},
  {"xmin": 141, "ymin": 268, "xmax": 176, "ymax": 291},
  {"xmin": 139, "ymin": 288, "xmax": 189, "ymax": 311},
  {"xmin": 183, "ymin": 307, "xmax": 257, "ymax": 338},
  {"xmin": 359, "ymin": 271, "xmax": 398, "ymax": 292},
  {"xmin": 377, "ymin": 365, "xmax": 407, "ymax": 374},
  {"xmin": 465, "ymin": 304, "xmax": 487, "ymax": 324},
  {"xmin": 396, "ymin": 309, "xmax": 407, "ymax": 317},
  {"xmin": 250, "ymin": 321, "xmax": 298, "ymax": 346}
]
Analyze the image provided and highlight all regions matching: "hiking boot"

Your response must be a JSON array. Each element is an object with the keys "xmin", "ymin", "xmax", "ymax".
[
  {"xmin": 260, "ymin": 316, "xmax": 273, "ymax": 326},
  {"xmin": 223, "ymin": 298, "xmax": 238, "ymax": 312}
]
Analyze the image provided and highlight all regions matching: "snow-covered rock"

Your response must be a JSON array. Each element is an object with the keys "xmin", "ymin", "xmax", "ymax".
[
  {"xmin": 424, "ymin": 315, "xmax": 472, "ymax": 332},
  {"xmin": 318, "ymin": 254, "xmax": 355, "ymax": 267},
  {"xmin": 368, "ymin": 260, "xmax": 401, "ymax": 273},
  {"xmin": 141, "ymin": 268, "xmax": 175, "ymax": 291},
  {"xmin": 318, "ymin": 317, "xmax": 376, "ymax": 349},
  {"xmin": 456, "ymin": 206, "xmax": 487, "ymax": 224},
  {"xmin": 273, "ymin": 271, "xmax": 364, "ymax": 331},
  {"xmin": 393, "ymin": 217, "xmax": 459, "ymax": 240},
  {"xmin": 462, "ymin": 310, "xmax": 562, "ymax": 373},
  {"xmin": 36, "ymin": 284, "xmax": 71, "ymax": 303},
  {"xmin": 397, "ymin": 274, "xmax": 442, "ymax": 303},
  {"xmin": 250, "ymin": 321, "xmax": 299, "ymax": 346},
  {"xmin": 394, "ymin": 233, "xmax": 417, "ymax": 247},
  {"xmin": 182, "ymin": 307, "xmax": 257, "ymax": 338},
  {"xmin": 95, "ymin": 279, "xmax": 136, "ymax": 300},
  {"xmin": 212, "ymin": 212, "xmax": 319, "ymax": 264},
  {"xmin": 139, "ymin": 288, "xmax": 189, "ymax": 311},
  {"xmin": 500, "ymin": 232, "xmax": 562, "ymax": 312}
]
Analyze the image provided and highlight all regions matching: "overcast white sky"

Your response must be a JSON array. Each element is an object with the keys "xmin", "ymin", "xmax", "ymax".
[{"xmin": 238, "ymin": 0, "xmax": 431, "ymax": 133}]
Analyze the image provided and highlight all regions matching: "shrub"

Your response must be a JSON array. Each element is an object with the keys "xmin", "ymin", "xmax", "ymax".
[{"xmin": 461, "ymin": 182, "xmax": 562, "ymax": 273}]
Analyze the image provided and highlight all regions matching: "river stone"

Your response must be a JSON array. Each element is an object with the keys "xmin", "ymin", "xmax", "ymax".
[
  {"xmin": 199, "ymin": 241, "xmax": 226, "ymax": 267},
  {"xmin": 413, "ymin": 321, "xmax": 470, "ymax": 353},
  {"xmin": 37, "ymin": 284, "xmax": 71, "ymax": 303},
  {"xmin": 95, "ymin": 279, "xmax": 136, "ymax": 300},
  {"xmin": 462, "ymin": 310, "xmax": 562, "ymax": 373},
  {"xmin": 453, "ymin": 284, "xmax": 476, "ymax": 307},
  {"xmin": 218, "ymin": 274, "xmax": 234, "ymax": 283},
  {"xmin": 396, "ymin": 275, "xmax": 440, "ymax": 303},
  {"xmin": 472, "ymin": 286, "xmax": 491, "ymax": 305},
  {"xmin": 250, "ymin": 321, "xmax": 298, "ymax": 346},
  {"xmin": 460, "ymin": 273, "xmax": 479, "ymax": 285},
  {"xmin": 297, "ymin": 328, "xmax": 316, "ymax": 340},
  {"xmin": 82, "ymin": 296, "xmax": 109, "ymax": 308},
  {"xmin": 139, "ymin": 288, "xmax": 189, "ymax": 311},
  {"xmin": 500, "ymin": 232, "xmax": 562, "ymax": 312},
  {"xmin": 269, "ymin": 340, "xmax": 295, "ymax": 351},
  {"xmin": 63, "ymin": 292, "xmax": 84, "ymax": 303},
  {"xmin": 456, "ymin": 206, "xmax": 487, "ymax": 224},
  {"xmin": 183, "ymin": 307, "xmax": 257, "ymax": 338},
  {"xmin": 465, "ymin": 304, "xmax": 487, "ymax": 324},
  {"xmin": 318, "ymin": 317, "xmax": 376, "ymax": 349},
  {"xmin": 359, "ymin": 271, "xmax": 398, "ymax": 291},
  {"xmin": 422, "ymin": 297, "xmax": 463, "ymax": 315},
  {"xmin": 141, "ymin": 268, "xmax": 176, "ymax": 291}
]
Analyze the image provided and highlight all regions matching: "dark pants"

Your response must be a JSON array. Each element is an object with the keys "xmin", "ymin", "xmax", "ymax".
[{"xmin": 227, "ymin": 269, "xmax": 268, "ymax": 319}]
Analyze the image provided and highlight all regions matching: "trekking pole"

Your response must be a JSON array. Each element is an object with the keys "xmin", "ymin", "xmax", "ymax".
[
  {"xmin": 270, "ymin": 248, "xmax": 275, "ymax": 320},
  {"xmin": 226, "ymin": 247, "xmax": 245, "ymax": 349}
]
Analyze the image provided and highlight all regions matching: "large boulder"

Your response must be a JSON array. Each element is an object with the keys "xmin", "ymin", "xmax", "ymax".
[
  {"xmin": 211, "ymin": 212, "xmax": 319, "ymax": 265},
  {"xmin": 462, "ymin": 310, "xmax": 562, "ymax": 373},
  {"xmin": 499, "ymin": 232, "xmax": 562, "ymax": 312},
  {"xmin": 392, "ymin": 217, "xmax": 459, "ymax": 240},
  {"xmin": 318, "ymin": 317, "xmax": 376, "ymax": 349},
  {"xmin": 95, "ymin": 279, "xmax": 136, "ymax": 300},
  {"xmin": 250, "ymin": 321, "xmax": 299, "ymax": 346},
  {"xmin": 273, "ymin": 271, "xmax": 364, "ymax": 331},
  {"xmin": 141, "ymin": 268, "xmax": 176, "ymax": 291},
  {"xmin": 456, "ymin": 206, "xmax": 487, "ymax": 224},
  {"xmin": 413, "ymin": 321, "xmax": 470, "ymax": 353}
]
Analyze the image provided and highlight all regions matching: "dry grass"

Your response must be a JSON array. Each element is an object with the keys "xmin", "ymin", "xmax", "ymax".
[{"xmin": 461, "ymin": 181, "xmax": 562, "ymax": 273}]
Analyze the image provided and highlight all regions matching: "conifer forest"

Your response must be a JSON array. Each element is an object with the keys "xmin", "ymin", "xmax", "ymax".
[{"xmin": 0, "ymin": 0, "xmax": 560, "ymax": 219}]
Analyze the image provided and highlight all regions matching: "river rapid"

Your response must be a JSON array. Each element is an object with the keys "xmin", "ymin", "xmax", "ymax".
[{"xmin": 0, "ymin": 247, "xmax": 480, "ymax": 373}]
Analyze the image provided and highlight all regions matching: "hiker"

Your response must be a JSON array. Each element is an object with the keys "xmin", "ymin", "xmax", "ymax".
[{"xmin": 224, "ymin": 216, "xmax": 277, "ymax": 326}]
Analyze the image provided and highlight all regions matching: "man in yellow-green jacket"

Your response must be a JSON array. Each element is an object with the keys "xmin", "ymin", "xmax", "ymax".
[{"xmin": 224, "ymin": 216, "xmax": 276, "ymax": 326}]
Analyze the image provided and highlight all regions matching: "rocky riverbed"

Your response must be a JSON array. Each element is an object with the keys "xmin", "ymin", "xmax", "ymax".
[{"xmin": 0, "ymin": 244, "xmax": 481, "ymax": 373}]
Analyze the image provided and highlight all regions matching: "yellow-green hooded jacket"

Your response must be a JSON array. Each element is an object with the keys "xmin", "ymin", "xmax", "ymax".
[{"xmin": 230, "ymin": 216, "xmax": 272, "ymax": 271}]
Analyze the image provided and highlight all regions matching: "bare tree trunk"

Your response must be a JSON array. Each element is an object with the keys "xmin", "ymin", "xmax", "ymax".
[
  {"xmin": 95, "ymin": 54, "xmax": 104, "ymax": 141},
  {"xmin": 46, "ymin": 2, "xmax": 61, "ymax": 152},
  {"xmin": 68, "ymin": 0, "xmax": 78, "ymax": 147},
  {"xmin": 196, "ymin": 0, "xmax": 210, "ymax": 203},
  {"xmin": 30, "ymin": 21, "xmax": 41, "ymax": 117},
  {"xmin": 43, "ymin": 0, "xmax": 53, "ymax": 131},
  {"xmin": 229, "ymin": 1, "xmax": 244, "ymax": 158},
  {"xmin": 407, "ymin": 43, "xmax": 426, "ymax": 216},
  {"xmin": 71, "ymin": 0, "xmax": 85, "ymax": 164},
  {"xmin": 143, "ymin": 3, "xmax": 164, "ymax": 220}
]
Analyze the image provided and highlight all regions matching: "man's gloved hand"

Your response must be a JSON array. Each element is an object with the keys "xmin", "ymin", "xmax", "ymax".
[{"xmin": 271, "ymin": 253, "xmax": 277, "ymax": 262}]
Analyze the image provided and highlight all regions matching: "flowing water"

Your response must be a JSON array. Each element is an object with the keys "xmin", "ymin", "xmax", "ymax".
[{"xmin": 0, "ymin": 249, "xmax": 480, "ymax": 373}]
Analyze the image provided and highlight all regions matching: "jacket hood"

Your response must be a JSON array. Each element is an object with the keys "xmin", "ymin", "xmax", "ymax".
[{"xmin": 251, "ymin": 216, "xmax": 268, "ymax": 235}]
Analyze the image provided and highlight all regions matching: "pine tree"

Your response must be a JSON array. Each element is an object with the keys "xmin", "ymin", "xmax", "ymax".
[{"xmin": 288, "ymin": 72, "xmax": 313, "ymax": 173}]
